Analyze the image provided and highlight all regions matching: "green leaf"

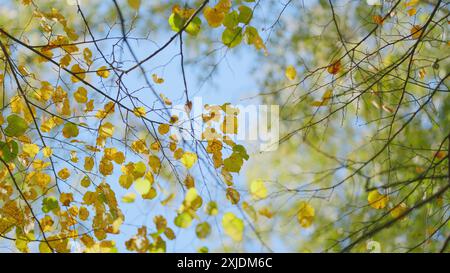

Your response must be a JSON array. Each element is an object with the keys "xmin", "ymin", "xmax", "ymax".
[
  {"xmin": 42, "ymin": 196, "xmax": 59, "ymax": 213},
  {"xmin": 238, "ymin": 6, "xmax": 253, "ymax": 24},
  {"xmin": 195, "ymin": 222, "xmax": 211, "ymax": 239},
  {"xmin": 0, "ymin": 141, "xmax": 19, "ymax": 163},
  {"xmin": 168, "ymin": 13, "xmax": 184, "ymax": 32},
  {"xmin": 233, "ymin": 144, "xmax": 249, "ymax": 160},
  {"xmin": 185, "ymin": 17, "xmax": 202, "ymax": 36},
  {"xmin": 206, "ymin": 201, "xmax": 219, "ymax": 216},
  {"xmin": 62, "ymin": 123, "xmax": 79, "ymax": 138},
  {"xmin": 223, "ymin": 11, "xmax": 239, "ymax": 29},
  {"xmin": 133, "ymin": 161, "xmax": 147, "ymax": 177},
  {"xmin": 222, "ymin": 27, "xmax": 243, "ymax": 48},
  {"xmin": 4, "ymin": 114, "xmax": 28, "ymax": 137},
  {"xmin": 198, "ymin": 246, "xmax": 209, "ymax": 253},
  {"xmin": 174, "ymin": 212, "xmax": 193, "ymax": 228},
  {"xmin": 168, "ymin": 13, "xmax": 201, "ymax": 37},
  {"xmin": 244, "ymin": 26, "xmax": 258, "ymax": 44},
  {"xmin": 223, "ymin": 153, "xmax": 244, "ymax": 173}
]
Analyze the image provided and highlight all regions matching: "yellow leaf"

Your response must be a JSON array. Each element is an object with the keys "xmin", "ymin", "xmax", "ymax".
[
  {"xmin": 158, "ymin": 123, "xmax": 170, "ymax": 135},
  {"xmin": 134, "ymin": 178, "xmax": 151, "ymax": 195},
  {"xmin": 18, "ymin": 65, "xmax": 30, "ymax": 77},
  {"xmin": 410, "ymin": 25, "xmax": 422, "ymax": 39},
  {"xmin": 74, "ymin": 87, "xmax": 88, "ymax": 103},
  {"xmin": 184, "ymin": 174, "xmax": 195, "ymax": 189},
  {"xmin": 65, "ymin": 27, "xmax": 79, "ymax": 41},
  {"xmin": 311, "ymin": 89, "xmax": 333, "ymax": 107},
  {"xmin": 390, "ymin": 202, "xmax": 408, "ymax": 220},
  {"xmin": 122, "ymin": 192, "xmax": 136, "ymax": 203},
  {"xmin": 99, "ymin": 158, "xmax": 113, "ymax": 176},
  {"xmin": 99, "ymin": 122, "xmax": 114, "ymax": 139},
  {"xmin": 160, "ymin": 93, "xmax": 172, "ymax": 105},
  {"xmin": 84, "ymin": 157, "xmax": 94, "ymax": 171},
  {"xmin": 112, "ymin": 218, "xmax": 123, "ymax": 234},
  {"xmin": 174, "ymin": 212, "xmax": 193, "ymax": 228},
  {"xmin": 58, "ymin": 168, "xmax": 71, "ymax": 180},
  {"xmin": 131, "ymin": 161, "xmax": 145, "ymax": 177},
  {"xmin": 310, "ymin": 100, "xmax": 327, "ymax": 107},
  {"xmin": 322, "ymin": 89, "xmax": 333, "ymax": 99},
  {"xmin": 113, "ymin": 151, "xmax": 125, "ymax": 164},
  {"xmin": 184, "ymin": 188, "xmax": 199, "ymax": 205},
  {"xmin": 60, "ymin": 54, "xmax": 71, "ymax": 67},
  {"xmin": 174, "ymin": 148, "xmax": 184, "ymax": 160},
  {"xmin": 34, "ymin": 172, "xmax": 51, "ymax": 188},
  {"xmin": 148, "ymin": 155, "xmax": 161, "ymax": 172},
  {"xmin": 61, "ymin": 98, "xmax": 71, "ymax": 116},
  {"xmin": 222, "ymin": 212, "xmax": 244, "ymax": 242},
  {"xmin": 133, "ymin": 107, "xmax": 146, "ymax": 117},
  {"xmin": 152, "ymin": 74, "xmax": 164, "ymax": 84},
  {"xmin": 327, "ymin": 60, "xmax": 341, "ymax": 75},
  {"xmin": 40, "ymin": 215, "xmax": 54, "ymax": 232},
  {"xmin": 33, "ymin": 160, "xmax": 50, "ymax": 170},
  {"xmin": 22, "ymin": 143, "xmax": 39, "ymax": 157},
  {"xmin": 60, "ymin": 192, "xmax": 73, "ymax": 206},
  {"xmin": 79, "ymin": 206, "xmax": 89, "ymax": 221},
  {"xmin": 405, "ymin": 0, "xmax": 419, "ymax": 7},
  {"xmin": 180, "ymin": 152, "xmax": 197, "ymax": 169},
  {"xmin": 372, "ymin": 14, "xmax": 384, "ymax": 25},
  {"xmin": 85, "ymin": 99, "xmax": 94, "ymax": 112},
  {"xmin": 11, "ymin": 95, "xmax": 23, "ymax": 114},
  {"xmin": 419, "ymin": 68, "xmax": 426, "ymax": 79},
  {"xmin": 285, "ymin": 65, "xmax": 297, "ymax": 81},
  {"xmin": 131, "ymin": 139, "xmax": 149, "ymax": 154},
  {"xmin": 258, "ymin": 207, "xmax": 273, "ymax": 218},
  {"xmin": 142, "ymin": 187, "xmax": 157, "ymax": 199},
  {"xmin": 226, "ymin": 187, "xmax": 240, "ymax": 204},
  {"xmin": 38, "ymin": 48, "xmax": 53, "ymax": 63},
  {"xmin": 70, "ymin": 150, "xmax": 78, "ymax": 163},
  {"xmin": 435, "ymin": 151, "xmax": 447, "ymax": 160},
  {"xmin": 39, "ymin": 242, "xmax": 52, "ymax": 253},
  {"xmin": 96, "ymin": 66, "xmax": 110, "ymax": 78},
  {"xmin": 161, "ymin": 193, "xmax": 175, "ymax": 206},
  {"xmin": 83, "ymin": 48, "xmax": 93, "ymax": 65},
  {"xmin": 35, "ymin": 82, "xmax": 54, "ymax": 102},
  {"xmin": 368, "ymin": 190, "xmax": 389, "ymax": 209},
  {"xmin": 70, "ymin": 64, "xmax": 86, "ymax": 83},
  {"xmin": 216, "ymin": 0, "xmax": 231, "ymax": 13},
  {"xmin": 127, "ymin": 0, "xmax": 140, "ymax": 10},
  {"xmin": 297, "ymin": 202, "xmax": 315, "ymax": 228},
  {"xmin": 95, "ymin": 102, "xmax": 115, "ymax": 119},
  {"xmin": 221, "ymin": 115, "xmax": 238, "ymax": 135},
  {"xmin": 119, "ymin": 174, "xmax": 133, "ymax": 189},
  {"xmin": 42, "ymin": 147, "xmax": 53, "ymax": 158},
  {"xmin": 195, "ymin": 222, "xmax": 211, "ymax": 239},
  {"xmin": 407, "ymin": 8, "xmax": 416, "ymax": 16},
  {"xmin": 250, "ymin": 179, "xmax": 268, "ymax": 200},
  {"xmin": 205, "ymin": 201, "xmax": 219, "ymax": 216},
  {"xmin": 242, "ymin": 201, "xmax": 257, "ymax": 221},
  {"xmin": 204, "ymin": 6, "xmax": 225, "ymax": 28}
]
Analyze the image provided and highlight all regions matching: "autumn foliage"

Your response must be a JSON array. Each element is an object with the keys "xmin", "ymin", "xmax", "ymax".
[{"xmin": 0, "ymin": 0, "xmax": 448, "ymax": 253}]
